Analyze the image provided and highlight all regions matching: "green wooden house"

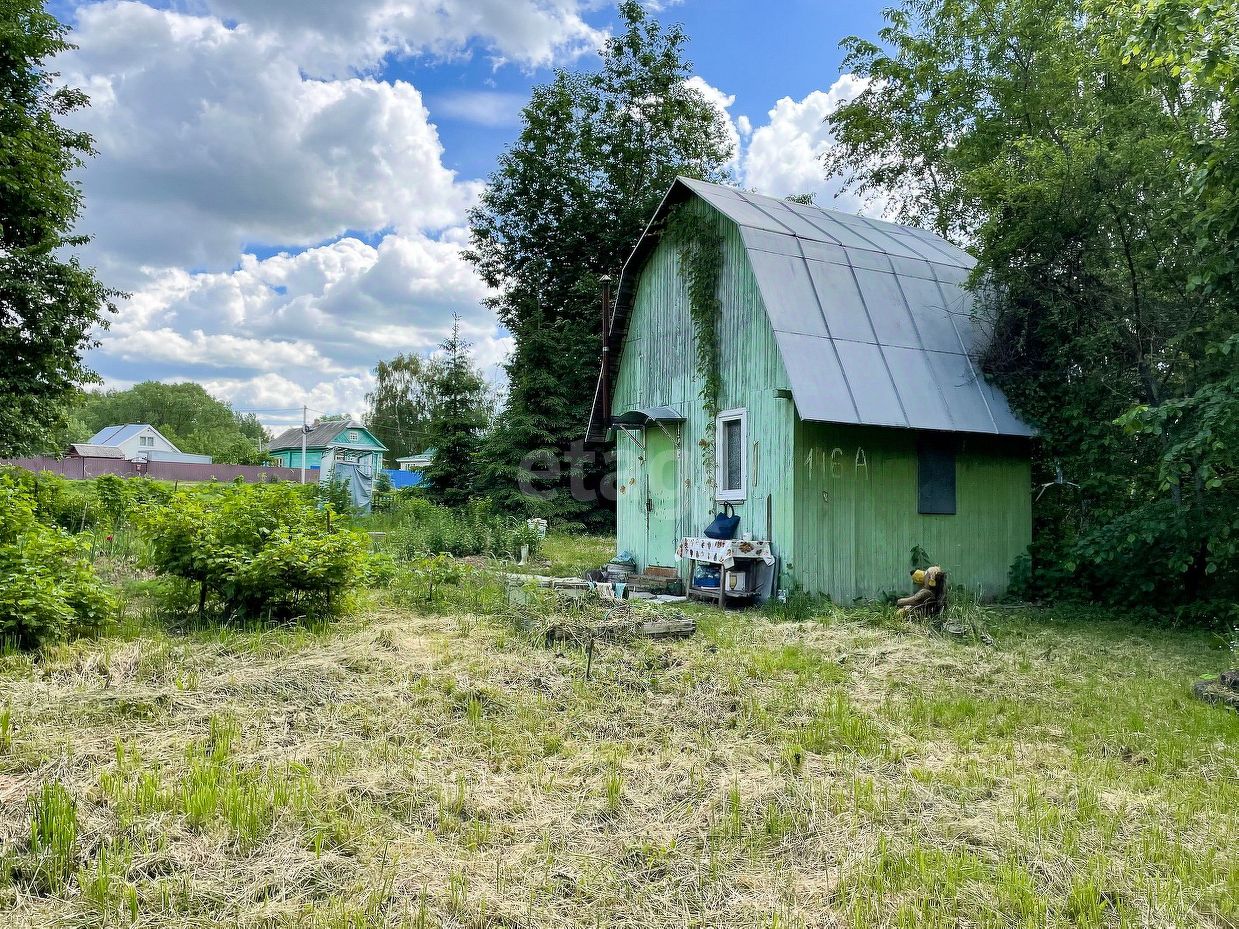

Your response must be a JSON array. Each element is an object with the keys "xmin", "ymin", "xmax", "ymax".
[
  {"xmin": 586, "ymin": 178, "xmax": 1034, "ymax": 601},
  {"xmin": 268, "ymin": 421, "xmax": 387, "ymax": 479}
]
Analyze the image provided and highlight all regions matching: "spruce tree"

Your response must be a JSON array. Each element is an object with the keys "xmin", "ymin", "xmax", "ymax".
[
  {"xmin": 466, "ymin": 0, "xmax": 733, "ymax": 527},
  {"xmin": 423, "ymin": 317, "xmax": 489, "ymax": 509}
]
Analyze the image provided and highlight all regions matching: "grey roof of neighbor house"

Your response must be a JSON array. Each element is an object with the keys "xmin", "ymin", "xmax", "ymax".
[
  {"xmin": 588, "ymin": 177, "xmax": 1035, "ymax": 442},
  {"xmin": 69, "ymin": 444, "xmax": 128, "ymax": 459},
  {"xmin": 268, "ymin": 421, "xmax": 388, "ymax": 452}
]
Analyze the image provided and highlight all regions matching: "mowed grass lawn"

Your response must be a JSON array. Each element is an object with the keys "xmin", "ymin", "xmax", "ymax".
[{"xmin": 0, "ymin": 541, "xmax": 1236, "ymax": 928}]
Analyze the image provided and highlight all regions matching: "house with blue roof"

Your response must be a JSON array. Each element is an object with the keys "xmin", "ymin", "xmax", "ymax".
[{"xmin": 82, "ymin": 424, "xmax": 212, "ymax": 464}]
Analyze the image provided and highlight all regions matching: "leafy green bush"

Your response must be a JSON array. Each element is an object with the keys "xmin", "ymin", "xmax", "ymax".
[
  {"xmin": 1, "ymin": 467, "xmax": 93, "ymax": 532},
  {"xmin": 139, "ymin": 483, "xmax": 369, "ymax": 622},
  {"xmin": 313, "ymin": 478, "xmax": 355, "ymax": 518},
  {"xmin": 371, "ymin": 471, "xmax": 395, "ymax": 513},
  {"xmin": 387, "ymin": 498, "xmax": 542, "ymax": 560},
  {"xmin": 0, "ymin": 468, "xmax": 174, "ymax": 535},
  {"xmin": 0, "ymin": 474, "xmax": 116, "ymax": 647}
]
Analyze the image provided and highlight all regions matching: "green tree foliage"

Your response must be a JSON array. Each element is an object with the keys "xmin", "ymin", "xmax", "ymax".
[
  {"xmin": 466, "ymin": 1, "xmax": 734, "ymax": 526},
  {"xmin": 365, "ymin": 353, "xmax": 433, "ymax": 462},
  {"xmin": 76, "ymin": 381, "xmax": 269, "ymax": 464},
  {"xmin": 423, "ymin": 318, "xmax": 489, "ymax": 509},
  {"xmin": 0, "ymin": 0, "xmax": 118, "ymax": 455},
  {"xmin": 139, "ymin": 483, "xmax": 368, "ymax": 622},
  {"xmin": 826, "ymin": 0, "xmax": 1238, "ymax": 612},
  {"xmin": 0, "ymin": 471, "xmax": 115, "ymax": 647},
  {"xmin": 1111, "ymin": 0, "xmax": 1238, "ymax": 295},
  {"xmin": 2, "ymin": 466, "xmax": 170, "ymax": 533}
]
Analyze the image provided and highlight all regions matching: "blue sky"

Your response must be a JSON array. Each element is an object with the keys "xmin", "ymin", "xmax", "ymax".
[
  {"xmin": 54, "ymin": 0, "xmax": 888, "ymax": 429},
  {"xmin": 414, "ymin": 2, "xmax": 888, "ymax": 179}
]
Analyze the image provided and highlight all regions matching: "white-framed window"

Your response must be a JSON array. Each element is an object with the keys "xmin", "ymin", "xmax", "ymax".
[
  {"xmin": 715, "ymin": 408, "xmax": 748, "ymax": 502},
  {"xmin": 348, "ymin": 430, "xmax": 359, "ymax": 443},
  {"xmin": 139, "ymin": 435, "xmax": 155, "ymax": 447}
]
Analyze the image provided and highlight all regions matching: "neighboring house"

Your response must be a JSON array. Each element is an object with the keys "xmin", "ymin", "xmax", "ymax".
[
  {"xmin": 268, "ymin": 421, "xmax": 387, "ymax": 480},
  {"xmin": 82, "ymin": 424, "xmax": 212, "ymax": 464},
  {"xmin": 586, "ymin": 177, "xmax": 1034, "ymax": 602},
  {"xmin": 394, "ymin": 450, "xmax": 434, "ymax": 472},
  {"xmin": 386, "ymin": 449, "xmax": 434, "ymax": 489}
]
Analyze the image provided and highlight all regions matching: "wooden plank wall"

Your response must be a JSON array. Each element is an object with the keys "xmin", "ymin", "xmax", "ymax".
[
  {"xmin": 792, "ymin": 422, "xmax": 1032, "ymax": 600},
  {"xmin": 612, "ymin": 201, "xmax": 796, "ymax": 571}
]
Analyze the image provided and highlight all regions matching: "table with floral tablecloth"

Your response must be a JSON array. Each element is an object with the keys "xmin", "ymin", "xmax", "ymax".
[{"xmin": 675, "ymin": 537, "xmax": 775, "ymax": 570}]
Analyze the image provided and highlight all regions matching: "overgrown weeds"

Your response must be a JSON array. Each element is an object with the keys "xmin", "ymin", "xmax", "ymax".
[{"xmin": 383, "ymin": 498, "xmax": 542, "ymax": 561}]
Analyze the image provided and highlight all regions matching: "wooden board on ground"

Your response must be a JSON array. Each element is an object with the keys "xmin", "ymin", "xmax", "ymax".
[
  {"xmin": 544, "ymin": 610, "xmax": 696, "ymax": 645},
  {"xmin": 644, "ymin": 566, "xmax": 678, "ymax": 578},
  {"xmin": 632, "ymin": 615, "xmax": 696, "ymax": 638}
]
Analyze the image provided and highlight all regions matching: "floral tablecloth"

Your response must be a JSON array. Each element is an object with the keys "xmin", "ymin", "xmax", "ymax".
[{"xmin": 676, "ymin": 537, "xmax": 775, "ymax": 570}]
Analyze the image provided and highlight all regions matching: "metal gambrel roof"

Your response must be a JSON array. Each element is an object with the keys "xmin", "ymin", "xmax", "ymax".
[{"xmin": 586, "ymin": 177, "xmax": 1034, "ymax": 441}]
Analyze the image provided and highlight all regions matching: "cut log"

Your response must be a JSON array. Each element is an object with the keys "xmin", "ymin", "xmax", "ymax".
[{"xmin": 1193, "ymin": 675, "xmax": 1239, "ymax": 711}]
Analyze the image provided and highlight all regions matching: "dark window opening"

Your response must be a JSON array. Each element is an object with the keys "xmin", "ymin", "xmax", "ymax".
[{"xmin": 918, "ymin": 435, "xmax": 957, "ymax": 515}]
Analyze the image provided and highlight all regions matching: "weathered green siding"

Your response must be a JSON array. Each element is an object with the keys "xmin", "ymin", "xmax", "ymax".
[
  {"xmin": 792, "ymin": 422, "xmax": 1031, "ymax": 599},
  {"xmin": 272, "ymin": 447, "xmax": 385, "ymax": 474},
  {"xmin": 611, "ymin": 195, "xmax": 1032, "ymax": 599},
  {"xmin": 274, "ymin": 449, "xmax": 325, "ymax": 470},
  {"xmin": 612, "ymin": 201, "xmax": 796, "ymax": 571}
]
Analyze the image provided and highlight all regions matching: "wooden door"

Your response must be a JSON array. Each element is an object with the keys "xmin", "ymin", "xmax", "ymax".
[{"xmin": 644, "ymin": 426, "xmax": 679, "ymax": 568}]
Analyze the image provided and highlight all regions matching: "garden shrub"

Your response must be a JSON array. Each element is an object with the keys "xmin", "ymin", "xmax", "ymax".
[
  {"xmin": 0, "ymin": 474, "xmax": 116, "ymax": 647},
  {"xmin": 371, "ymin": 472, "xmax": 395, "ymax": 513},
  {"xmin": 1, "ymin": 467, "xmax": 94, "ymax": 532},
  {"xmin": 314, "ymin": 478, "xmax": 355, "ymax": 517},
  {"xmin": 0, "ymin": 468, "xmax": 173, "ymax": 534},
  {"xmin": 139, "ymin": 483, "xmax": 369, "ymax": 622},
  {"xmin": 92, "ymin": 473, "xmax": 171, "ymax": 528}
]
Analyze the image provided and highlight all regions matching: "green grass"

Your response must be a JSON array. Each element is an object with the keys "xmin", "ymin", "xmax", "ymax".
[
  {"xmin": 536, "ymin": 531, "xmax": 615, "ymax": 577},
  {"xmin": 0, "ymin": 547, "xmax": 1235, "ymax": 928}
]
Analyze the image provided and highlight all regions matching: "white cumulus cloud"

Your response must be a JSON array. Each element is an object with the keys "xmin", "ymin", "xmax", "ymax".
[
  {"xmin": 192, "ymin": 0, "xmax": 607, "ymax": 78},
  {"xmin": 60, "ymin": 2, "xmax": 479, "ymax": 279},
  {"xmin": 742, "ymin": 74, "xmax": 883, "ymax": 213},
  {"xmin": 55, "ymin": 0, "xmax": 540, "ymax": 426},
  {"xmin": 98, "ymin": 228, "xmax": 509, "ymax": 422}
]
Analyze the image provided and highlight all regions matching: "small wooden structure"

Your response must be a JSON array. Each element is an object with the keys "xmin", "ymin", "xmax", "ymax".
[{"xmin": 587, "ymin": 177, "xmax": 1035, "ymax": 602}]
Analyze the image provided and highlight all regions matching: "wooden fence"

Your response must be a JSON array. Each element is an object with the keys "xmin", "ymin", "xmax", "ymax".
[{"xmin": 0, "ymin": 456, "xmax": 319, "ymax": 484}]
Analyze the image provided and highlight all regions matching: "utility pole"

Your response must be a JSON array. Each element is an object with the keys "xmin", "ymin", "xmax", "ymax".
[
  {"xmin": 300, "ymin": 405, "xmax": 307, "ymax": 484},
  {"xmin": 600, "ymin": 274, "xmax": 613, "ymax": 428}
]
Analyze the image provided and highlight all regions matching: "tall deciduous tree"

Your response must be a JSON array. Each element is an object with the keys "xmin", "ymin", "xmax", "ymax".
[
  {"xmin": 826, "ymin": 0, "xmax": 1238, "ymax": 612},
  {"xmin": 365, "ymin": 354, "xmax": 434, "ymax": 462},
  {"xmin": 0, "ymin": 0, "xmax": 117, "ymax": 455},
  {"xmin": 466, "ymin": 0, "xmax": 734, "ymax": 527},
  {"xmin": 1110, "ymin": 0, "xmax": 1238, "ymax": 296},
  {"xmin": 423, "ymin": 318, "xmax": 489, "ymax": 508}
]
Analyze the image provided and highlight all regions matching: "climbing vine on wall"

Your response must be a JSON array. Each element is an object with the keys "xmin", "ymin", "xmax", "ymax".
[{"xmin": 665, "ymin": 203, "xmax": 723, "ymax": 483}]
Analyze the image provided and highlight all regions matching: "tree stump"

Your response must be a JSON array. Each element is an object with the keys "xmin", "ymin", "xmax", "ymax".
[{"xmin": 1193, "ymin": 670, "xmax": 1239, "ymax": 711}]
